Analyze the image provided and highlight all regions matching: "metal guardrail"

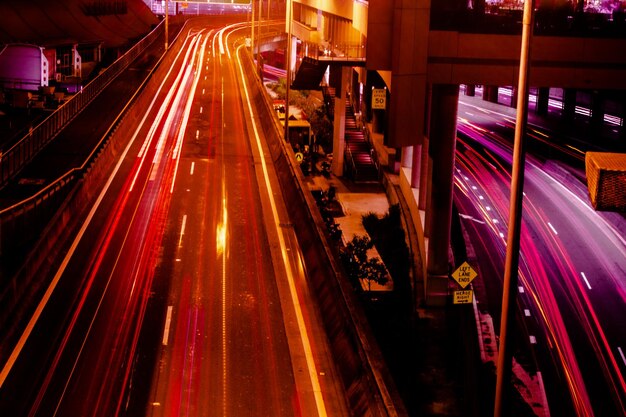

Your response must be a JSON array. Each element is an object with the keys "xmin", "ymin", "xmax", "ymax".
[
  {"xmin": 0, "ymin": 21, "xmax": 165, "ymax": 189},
  {"xmin": 0, "ymin": 20, "xmax": 172, "ymax": 261}
]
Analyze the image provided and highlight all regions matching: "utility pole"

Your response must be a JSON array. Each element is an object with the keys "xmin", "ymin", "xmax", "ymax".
[
  {"xmin": 493, "ymin": 0, "xmax": 535, "ymax": 416},
  {"xmin": 284, "ymin": 0, "xmax": 292, "ymax": 143},
  {"xmin": 164, "ymin": 0, "xmax": 169, "ymax": 50},
  {"xmin": 251, "ymin": 0, "xmax": 255, "ymax": 55},
  {"xmin": 256, "ymin": 0, "xmax": 262, "ymax": 75}
]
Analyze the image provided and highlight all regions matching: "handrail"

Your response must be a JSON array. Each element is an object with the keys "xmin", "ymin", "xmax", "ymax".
[
  {"xmin": 344, "ymin": 145, "xmax": 358, "ymax": 179},
  {"xmin": 0, "ymin": 16, "xmax": 196, "ymax": 223},
  {"xmin": 0, "ymin": 21, "xmax": 165, "ymax": 189}
]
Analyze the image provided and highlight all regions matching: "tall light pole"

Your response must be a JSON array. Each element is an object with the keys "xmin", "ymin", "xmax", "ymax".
[
  {"xmin": 164, "ymin": 0, "xmax": 169, "ymax": 50},
  {"xmin": 493, "ymin": 0, "xmax": 535, "ymax": 416},
  {"xmin": 256, "ymin": 0, "xmax": 262, "ymax": 75},
  {"xmin": 251, "ymin": 0, "xmax": 256, "ymax": 56},
  {"xmin": 283, "ymin": 0, "xmax": 292, "ymax": 143}
]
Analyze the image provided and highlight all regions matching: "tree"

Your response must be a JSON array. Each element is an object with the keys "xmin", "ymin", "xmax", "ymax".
[{"xmin": 340, "ymin": 235, "xmax": 388, "ymax": 291}]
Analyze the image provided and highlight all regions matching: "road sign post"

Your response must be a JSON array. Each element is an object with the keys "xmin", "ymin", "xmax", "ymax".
[
  {"xmin": 371, "ymin": 88, "xmax": 386, "ymax": 110},
  {"xmin": 453, "ymin": 290, "xmax": 473, "ymax": 304},
  {"xmin": 450, "ymin": 262, "xmax": 477, "ymax": 305},
  {"xmin": 451, "ymin": 261, "xmax": 477, "ymax": 289}
]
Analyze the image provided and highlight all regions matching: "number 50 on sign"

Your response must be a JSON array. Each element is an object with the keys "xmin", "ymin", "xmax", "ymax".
[{"xmin": 372, "ymin": 88, "xmax": 386, "ymax": 110}]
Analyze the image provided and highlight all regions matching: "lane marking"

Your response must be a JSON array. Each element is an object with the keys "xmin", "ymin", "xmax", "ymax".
[
  {"xmin": 178, "ymin": 215, "xmax": 187, "ymax": 248},
  {"xmin": 547, "ymin": 222, "xmax": 558, "ymax": 235},
  {"xmin": 618, "ymin": 347, "xmax": 626, "ymax": 367},
  {"xmin": 529, "ymin": 335, "xmax": 537, "ymax": 344},
  {"xmin": 580, "ymin": 272, "xmax": 592, "ymax": 290},
  {"xmin": 519, "ymin": 286, "xmax": 525, "ymax": 293},
  {"xmin": 162, "ymin": 306, "xmax": 174, "ymax": 346},
  {"xmin": 459, "ymin": 213, "xmax": 485, "ymax": 224},
  {"xmin": 190, "ymin": 162, "xmax": 195, "ymax": 175},
  {"xmin": 0, "ymin": 29, "xmax": 208, "ymax": 389},
  {"xmin": 0, "ymin": 81, "xmax": 151, "ymax": 386},
  {"xmin": 235, "ymin": 43, "xmax": 328, "ymax": 417},
  {"xmin": 524, "ymin": 309, "xmax": 531, "ymax": 317}
]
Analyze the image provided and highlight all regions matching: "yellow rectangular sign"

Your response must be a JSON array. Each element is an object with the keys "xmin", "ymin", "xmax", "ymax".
[
  {"xmin": 453, "ymin": 290, "xmax": 473, "ymax": 304},
  {"xmin": 372, "ymin": 88, "xmax": 386, "ymax": 110}
]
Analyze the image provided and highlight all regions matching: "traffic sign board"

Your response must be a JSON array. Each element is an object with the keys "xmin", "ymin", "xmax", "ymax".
[
  {"xmin": 371, "ymin": 88, "xmax": 386, "ymax": 110},
  {"xmin": 451, "ymin": 261, "xmax": 477, "ymax": 288},
  {"xmin": 294, "ymin": 152, "xmax": 304, "ymax": 164},
  {"xmin": 453, "ymin": 290, "xmax": 473, "ymax": 304}
]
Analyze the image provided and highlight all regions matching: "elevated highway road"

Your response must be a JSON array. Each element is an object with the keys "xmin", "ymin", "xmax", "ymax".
[{"xmin": 0, "ymin": 17, "xmax": 350, "ymax": 417}]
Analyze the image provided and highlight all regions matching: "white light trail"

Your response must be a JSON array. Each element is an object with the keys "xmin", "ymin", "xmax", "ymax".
[
  {"xmin": 235, "ymin": 43, "xmax": 328, "ymax": 417},
  {"xmin": 547, "ymin": 222, "xmax": 558, "ymax": 235},
  {"xmin": 580, "ymin": 272, "xmax": 592, "ymax": 290},
  {"xmin": 162, "ymin": 306, "xmax": 174, "ymax": 346},
  {"xmin": 178, "ymin": 214, "xmax": 187, "ymax": 248},
  {"xmin": 618, "ymin": 347, "xmax": 626, "ymax": 367}
]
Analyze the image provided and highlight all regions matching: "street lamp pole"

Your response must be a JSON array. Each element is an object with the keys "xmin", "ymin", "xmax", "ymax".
[
  {"xmin": 256, "ymin": 0, "xmax": 262, "ymax": 74},
  {"xmin": 284, "ymin": 0, "xmax": 292, "ymax": 143},
  {"xmin": 493, "ymin": 0, "xmax": 536, "ymax": 416},
  {"xmin": 251, "ymin": 0, "xmax": 255, "ymax": 56},
  {"xmin": 164, "ymin": 0, "xmax": 169, "ymax": 50}
]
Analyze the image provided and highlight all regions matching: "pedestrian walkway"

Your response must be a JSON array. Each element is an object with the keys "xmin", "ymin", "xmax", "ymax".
[
  {"xmin": 307, "ymin": 175, "xmax": 392, "ymax": 291},
  {"xmin": 344, "ymin": 99, "xmax": 379, "ymax": 182}
]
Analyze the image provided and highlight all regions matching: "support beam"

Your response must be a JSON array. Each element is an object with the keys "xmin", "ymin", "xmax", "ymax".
[
  {"xmin": 483, "ymin": 85, "xmax": 499, "ymax": 103},
  {"xmin": 510, "ymin": 87, "xmax": 519, "ymax": 108},
  {"xmin": 536, "ymin": 87, "xmax": 549, "ymax": 116},
  {"xmin": 332, "ymin": 67, "xmax": 351, "ymax": 177},
  {"xmin": 426, "ymin": 84, "xmax": 460, "ymax": 306},
  {"xmin": 411, "ymin": 144, "xmax": 422, "ymax": 188},
  {"xmin": 563, "ymin": 88, "xmax": 577, "ymax": 121},
  {"xmin": 591, "ymin": 90, "xmax": 605, "ymax": 129}
]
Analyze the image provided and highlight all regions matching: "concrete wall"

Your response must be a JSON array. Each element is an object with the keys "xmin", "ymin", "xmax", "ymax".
[
  {"xmin": 239, "ymin": 40, "xmax": 408, "ymax": 417},
  {"xmin": 428, "ymin": 31, "xmax": 626, "ymax": 89}
]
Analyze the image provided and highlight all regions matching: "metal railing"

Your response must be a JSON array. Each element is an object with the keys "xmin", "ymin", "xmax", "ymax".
[
  {"xmin": 0, "ymin": 20, "xmax": 174, "ymax": 262},
  {"xmin": 344, "ymin": 146, "xmax": 357, "ymax": 179},
  {"xmin": 301, "ymin": 40, "xmax": 366, "ymax": 63},
  {"xmin": 0, "ymin": 22, "xmax": 165, "ymax": 189}
]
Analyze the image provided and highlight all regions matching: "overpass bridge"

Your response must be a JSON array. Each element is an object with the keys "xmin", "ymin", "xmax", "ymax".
[{"xmin": 280, "ymin": 0, "xmax": 626, "ymax": 305}]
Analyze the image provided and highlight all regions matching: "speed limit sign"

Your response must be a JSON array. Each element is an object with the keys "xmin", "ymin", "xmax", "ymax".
[{"xmin": 372, "ymin": 88, "xmax": 386, "ymax": 110}]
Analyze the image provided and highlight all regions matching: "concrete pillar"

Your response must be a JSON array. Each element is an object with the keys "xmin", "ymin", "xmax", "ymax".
[
  {"xmin": 401, "ymin": 146, "xmax": 413, "ymax": 168},
  {"xmin": 510, "ymin": 87, "xmax": 518, "ymax": 108},
  {"xmin": 419, "ymin": 85, "xmax": 432, "ymax": 212},
  {"xmin": 411, "ymin": 144, "xmax": 422, "ymax": 188},
  {"xmin": 332, "ymin": 66, "xmax": 351, "ymax": 176},
  {"xmin": 591, "ymin": 90, "xmax": 605, "ymax": 129},
  {"xmin": 563, "ymin": 88, "xmax": 577, "ymax": 121},
  {"xmin": 622, "ymin": 94, "xmax": 626, "ymax": 140},
  {"xmin": 536, "ymin": 87, "xmax": 549, "ymax": 116},
  {"xmin": 483, "ymin": 85, "xmax": 499, "ymax": 103},
  {"xmin": 386, "ymin": 0, "xmax": 430, "ymax": 148},
  {"xmin": 426, "ymin": 84, "xmax": 460, "ymax": 306},
  {"xmin": 465, "ymin": 84, "xmax": 476, "ymax": 96},
  {"xmin": 419, "ymin": 136, "xmax": 430, "ymax": 212}
]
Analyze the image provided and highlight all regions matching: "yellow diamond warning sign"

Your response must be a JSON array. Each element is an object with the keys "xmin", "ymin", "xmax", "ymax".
[{"xmin": 451, "ymin": 262, "xmax": 477, "ymax": 288}]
